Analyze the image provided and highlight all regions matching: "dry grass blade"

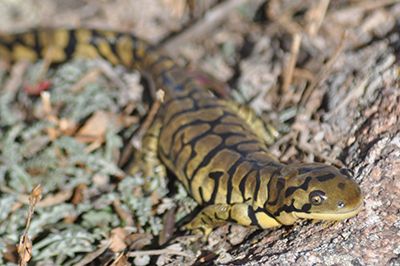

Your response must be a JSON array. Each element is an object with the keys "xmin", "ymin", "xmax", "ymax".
[
  {"xmin": 4, "ymin": 62, "xmax": 29, "ymax": 92},
  {"xmin": 159, "ymin": 207, "xmax": 176, "ymax": 246},
  {"xmin": 266, "ymin": 0, "xmax": 303, "ymax": 35},
  {"xmin": 17, "ymin": 185, "xmax": 42, "ymax": 266},
  {"xmin": 306, "ymin": 0, "xmax": 330, "ymax": 36},
  {"xmin": 97, "ymin": 60, "xmax": 129, "ymax": 91},
  {"xmin": 70, "ymin": 68, "xmax": 102, "ymax": 93},
  {"xmin": 110, "ymin": 253, "xmax": 129, "ymax": 266}
]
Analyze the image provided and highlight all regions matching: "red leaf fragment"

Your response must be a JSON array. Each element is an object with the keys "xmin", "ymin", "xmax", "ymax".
[{"xmin": 24, "ymin": 80, "xmax": 52, "ymax": 96}]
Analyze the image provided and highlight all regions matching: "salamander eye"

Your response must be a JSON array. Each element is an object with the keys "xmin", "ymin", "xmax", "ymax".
[{"xmin": 309, "ymin": 190, "xmax": 327, "ymax": 206}]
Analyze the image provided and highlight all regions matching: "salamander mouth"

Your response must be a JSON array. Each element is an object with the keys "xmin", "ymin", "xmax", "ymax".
[{"xmin": 293, "ymin": 203, "xmax": 363, "ymax": 221}]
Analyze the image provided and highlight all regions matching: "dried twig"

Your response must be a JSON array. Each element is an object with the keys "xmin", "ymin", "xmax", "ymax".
[
  {"xmin": 333, "ymin": 0, "xmax": 400, "ymax": 13},
  {"xmin": 296, "ymin": 141, "xmax": 344, "ymax": 167},
  {"xmin": 127, "ymin": 248, "xmax": 192, "ymax": 258},
  {"xmin": 281, "ymin": 33, "xmax": 302, "ymax": 95}
]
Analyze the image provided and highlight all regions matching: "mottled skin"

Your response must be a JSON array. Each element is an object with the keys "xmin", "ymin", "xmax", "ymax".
[{"xmin": 0, "ymin": 29, "xmax": 363, "ymax": 235}]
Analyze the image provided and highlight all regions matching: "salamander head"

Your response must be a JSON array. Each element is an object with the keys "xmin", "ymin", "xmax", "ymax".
[{"xmin": 270, "ymin": 163, "xmax": 363, "ymax": 225}]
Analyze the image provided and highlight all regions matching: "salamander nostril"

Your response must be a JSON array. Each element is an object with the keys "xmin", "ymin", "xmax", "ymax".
[{"xmin": 337, "ymin": 201, "xmax": 345, "ymax": 209}]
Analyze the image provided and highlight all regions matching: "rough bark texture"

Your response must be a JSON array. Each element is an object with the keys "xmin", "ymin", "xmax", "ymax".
[{"xmin": 215, "ymin": 47, "xmax": 400, "ymax": 266}]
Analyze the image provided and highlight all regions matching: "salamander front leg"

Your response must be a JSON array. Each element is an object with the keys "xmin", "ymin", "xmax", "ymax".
[
  {"xmin": 183, "ymin": 203, "xmax": 258, "ymax": 236},
  {"xmin": 183, "ymin": 204, "xmax": 231, "ymax": 236}
]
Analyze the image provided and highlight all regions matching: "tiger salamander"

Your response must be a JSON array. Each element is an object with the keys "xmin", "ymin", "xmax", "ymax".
[{"xmin": 0, "ymin": 29, "xmax": 363, "ymax": 235}]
